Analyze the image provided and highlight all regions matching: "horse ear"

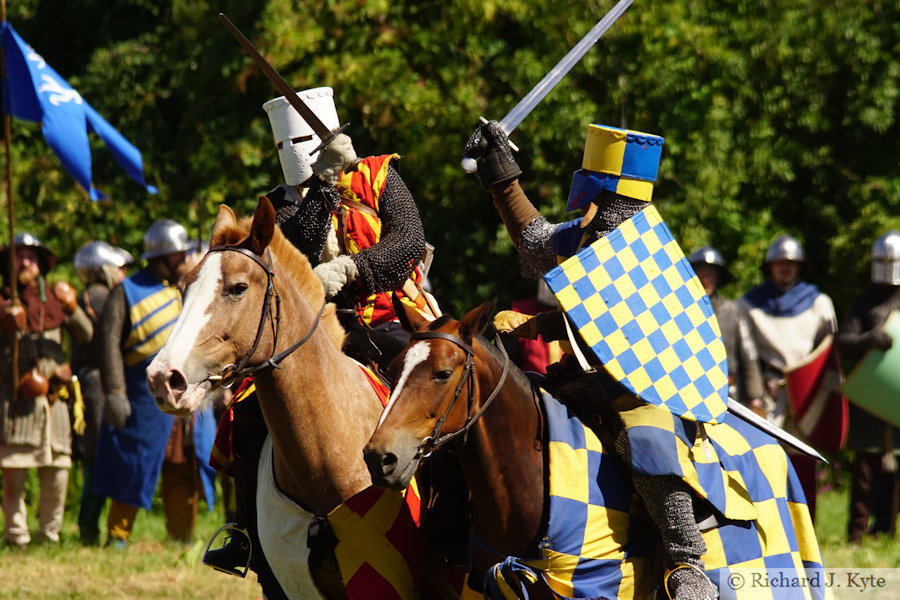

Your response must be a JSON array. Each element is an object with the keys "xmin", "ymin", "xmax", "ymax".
[
  {"xmin": 392, "ymin": 293, "xmax": 430, "ymax": 332},
  {"xmin": 210, "ymin": 204, "xmax": 237, "ymax": 247},
  {"xmin": 458, "ymin": 296, "xmax": 497, "ymax": 343},
  {"xmin": 245, "ymin": 197, "xmax": 277, "ymax": 255}
]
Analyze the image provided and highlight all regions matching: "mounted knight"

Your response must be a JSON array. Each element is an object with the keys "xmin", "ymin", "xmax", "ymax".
[
  {"xmin": 459, "ymin": 116, "xmax": 830, "ymax": 598},
  {"xmin": 201, "ymin": 80, "xmax": 443, "ymax": 599}
]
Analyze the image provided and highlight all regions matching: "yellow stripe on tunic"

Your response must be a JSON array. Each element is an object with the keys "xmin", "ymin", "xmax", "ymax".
[{"xmin": 123, "ymin": 285, "xmax": 181, "ymax": 366}]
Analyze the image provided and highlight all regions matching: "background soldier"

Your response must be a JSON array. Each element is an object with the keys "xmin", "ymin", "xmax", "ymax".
[
  {"xmin": 739, "ymin": 234, "xmax": 837, "ymax": 519},
  {"xmin": 0, "ymin": 233, "xmax": 93, "ymax": 550},
  {"xmin": 71, "ymin": 241, "xmax": 133, "ymax": 545},
  {"xmin": 838, "ymin": 230, "xmax": 900, "ymax": 542},
  {"xmin": 688, "ymin": 246, "xmax": 765, "ymax": 411},
  {"xmin": 94, "ymin": 219, "xmax": 216, "ymax": 547}
]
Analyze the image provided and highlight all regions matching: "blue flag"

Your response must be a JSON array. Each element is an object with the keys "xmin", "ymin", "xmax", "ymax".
[{"xmin": 1, "ymin": 22, "xmax": 157, "ymax": 200}]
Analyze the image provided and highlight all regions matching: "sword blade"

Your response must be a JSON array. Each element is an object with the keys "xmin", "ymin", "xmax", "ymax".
[
  {"xmin": 498, "ymin": 0, "xmax": 635, "ymax": 136},
  {"xmin": 727, "ymin": 398, "xmax": 827, "ymax": 463},
  {"xmin": 218, "ymin": 13, "xmax": 340, "ymax": 147}
]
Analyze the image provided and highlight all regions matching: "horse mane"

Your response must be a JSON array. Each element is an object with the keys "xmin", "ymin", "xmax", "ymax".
[{"xmin": 213, "ymin": 215, "xmax": 346, "ymax": 350}]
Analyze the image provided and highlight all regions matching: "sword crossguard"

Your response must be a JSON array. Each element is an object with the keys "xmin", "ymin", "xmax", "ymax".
[{"xmin": 310, "ymin": 122, "xmax": 351, "ymax": 156}]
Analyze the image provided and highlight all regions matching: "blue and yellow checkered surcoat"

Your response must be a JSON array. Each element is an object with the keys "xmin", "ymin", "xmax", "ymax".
[
  {"xmin": 482, "ymin": 390, "xmax": 657, "ymax": 600},
  {"xmin": 614, "ymin": 394, "xmax": 829, "ymax": 599},
  {"xmin": 483, "ymin": 388, "xmax": 828, "ymax": 600}
]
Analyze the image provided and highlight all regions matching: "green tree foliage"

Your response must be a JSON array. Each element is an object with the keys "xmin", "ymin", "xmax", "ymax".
[{"xmin": 2, "ymin": 0, "xmax": 899, "ymax": 316}]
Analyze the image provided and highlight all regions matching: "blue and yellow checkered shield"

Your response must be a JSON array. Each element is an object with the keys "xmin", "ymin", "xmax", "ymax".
[{"xmin": 543, "ymin": 206, "xmax": 729, "ymax": 423}]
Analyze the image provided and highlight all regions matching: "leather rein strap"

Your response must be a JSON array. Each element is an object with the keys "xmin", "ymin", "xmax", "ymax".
[
  {"xmin": 205, "ymin": 245, "xmax": 327, "ymax": 387},
  {"xmin": 412, "ymin": 330, "xmax": 511, "ymax": 458}
]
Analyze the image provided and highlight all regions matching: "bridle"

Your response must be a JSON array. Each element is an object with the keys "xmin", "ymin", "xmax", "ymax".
[
  {"xmin": 202, "ymin": 245, "xmax": 327, "ymax": 388},
  {"xmin": 412, "ymin": 329, "xmax": 511, "ymax": 459}
]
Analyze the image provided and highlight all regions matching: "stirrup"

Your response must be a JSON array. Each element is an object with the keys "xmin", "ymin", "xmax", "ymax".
[{"xmin": 202, "ymin": 523, "xmax": 253, "ymax": 578}]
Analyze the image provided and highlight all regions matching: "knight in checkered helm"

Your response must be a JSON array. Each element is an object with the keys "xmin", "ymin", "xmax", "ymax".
[
  {"xmin": 466, "ymin": 121, "xmax": 720, "ymax": 599},
  {"xmin": 465, "ymin": 121, "xmax": 826, "ymax": 599}
]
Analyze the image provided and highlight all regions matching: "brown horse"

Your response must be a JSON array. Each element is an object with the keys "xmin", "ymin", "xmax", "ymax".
[
  {"xmin": 365, "ymin": 299, "xmax": 831, "ymax": 600},
  {"xmin": 146, "ymin": 198, "xmax": 409, "ymax": 599},
  {"xmin": 363, "ymin": 299, "xmax": 592, "ymax": 598}
]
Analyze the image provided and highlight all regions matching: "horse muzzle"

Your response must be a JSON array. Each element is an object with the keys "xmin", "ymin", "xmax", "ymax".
[
  {"xmin": 363, "ymin": 444, "xmax": 420, "ymax": 491},
  {"xmin": 146, "ymin": 364, "xmax": 197, "ymax": 416}
]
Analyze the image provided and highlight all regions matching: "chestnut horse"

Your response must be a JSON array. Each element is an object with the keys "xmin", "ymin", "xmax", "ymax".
[{"xmin": 146, "ymin": 199, "xmax": 411, "ymax": 600}]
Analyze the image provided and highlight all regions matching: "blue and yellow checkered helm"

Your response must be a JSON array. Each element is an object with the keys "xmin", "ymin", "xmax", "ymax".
[{"xmin": 566, "ymin": 125, "xmax": 664, "ymax": 212}]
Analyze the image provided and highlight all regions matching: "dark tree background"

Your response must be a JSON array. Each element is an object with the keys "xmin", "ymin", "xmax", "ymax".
[{"xmin": 3, "ymin": 0, "xmax": 900, "ymax": 318}]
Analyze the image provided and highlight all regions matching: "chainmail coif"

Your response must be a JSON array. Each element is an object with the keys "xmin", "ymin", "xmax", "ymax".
[
  {"xmin": 348, "ymin": 165, "xmax": 425, "ymax": 294},
  {"xmin": 266, "ymin": 178, "xmax": 341, "ymax": 267},
  {"xmin": 518, "ymin": 191, "xmax": 649, "ymax": 279}
]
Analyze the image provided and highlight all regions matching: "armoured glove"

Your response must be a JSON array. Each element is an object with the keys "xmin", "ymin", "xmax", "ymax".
[
  {"xmin": 664, "ymin": 564, "xmax": 718, "ymax": 600},
  {"xmin": 104, "ymin": 392, "xmax": 132, "ymax": 429},
  {"xmin": 493, "ymin": 310, "xmax": 538, "ymax": 339},
  {"xmin": 463, "ymin": 120, "xmax": 522, "ymax": 189},
  {"xmin": 868, "ymin": 328, "xmax": 894, "ymax": 352},
  {"xmin": 313, "ymin": 255, "xmax": 359, "ymax": 299},
  {"xmin": 312, "ymin": 133, "xmax": 358, "ymax": 185}
]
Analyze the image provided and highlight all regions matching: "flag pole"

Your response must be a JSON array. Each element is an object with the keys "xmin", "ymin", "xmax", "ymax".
[{"xmin": 1, "ymin": 0, "xmax": 20, "ymax": 402}]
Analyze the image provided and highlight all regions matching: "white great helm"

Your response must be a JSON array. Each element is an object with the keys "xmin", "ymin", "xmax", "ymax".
[
  {"xmin": 263, "ymin": 87, "xmax": 341, "ymax": 186},
  {"xmin": 872, "ymin": 230, "xmax": 900, "ymax": 285}
]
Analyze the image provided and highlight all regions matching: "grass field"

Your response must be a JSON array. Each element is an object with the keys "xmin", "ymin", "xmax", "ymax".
[{"xmin": 0, "ymin": 464, "xmax": 898, "ymax": 599}]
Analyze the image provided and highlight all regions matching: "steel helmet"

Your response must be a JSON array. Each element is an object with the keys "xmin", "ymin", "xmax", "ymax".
[
  {"xmin": 141, "ymin": 219, "xmax": 190, "ymax": 260},
  {"xmin": 74, "ymin": 241, "xmax": 134, "ymax": 284},
  {"xmin": 872, "ymin": 230, "xmax": 900, "ymax": 285},
  {"xmin": 764, "ymin": 235, "xmax": 806, "ymax": 265},
  {"xmin": 263, "ymin": 87, "xmax": 341, "ymax": 186},
  {"xmin": 688, "ymin": 246, "xmax": 733, "ymax": 286},
  {"xmin": 0, "ymin": 232, "xmax": 57, "ymax": 273}
]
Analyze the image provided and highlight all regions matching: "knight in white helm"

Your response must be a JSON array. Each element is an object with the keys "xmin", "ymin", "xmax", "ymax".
[
  {"xmin": 260, "ymin": 86, "xmax": 429, "ymax": 338},
  {"xmin": 204, "ymin": 87, "xmax": 433, "ymax": 592},
  {"xmin": 838, "ymin": 229, "xmax": 900, "ymax": 543}
]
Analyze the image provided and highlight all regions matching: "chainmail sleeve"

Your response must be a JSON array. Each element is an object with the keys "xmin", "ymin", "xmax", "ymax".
[
  {"xmin": 265, "ymin": 181, "xmax": 341, "ymax": 267},
  {"xmin": 349, "ymin": 165, "xmax": 425, "ymax": 294},
  {"xmin": 518, "ymin": 217, "xmax": 559, "ymax": 280}
]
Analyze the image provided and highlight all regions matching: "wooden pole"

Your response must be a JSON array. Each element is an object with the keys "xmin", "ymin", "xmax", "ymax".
[{"xmin": 1, "ymin": 0, "xmax": 20, "ymax": 402}]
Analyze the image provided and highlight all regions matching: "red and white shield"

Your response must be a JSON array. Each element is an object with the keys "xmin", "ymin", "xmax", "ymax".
[{"xmin": 784, "ymin": 335, "xmax": 848, "ymax": 454}]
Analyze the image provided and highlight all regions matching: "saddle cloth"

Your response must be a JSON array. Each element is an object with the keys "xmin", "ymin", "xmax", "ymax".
[{"xmin": 484, "ymin": 389, "xmax": 831, "ymax": 600}]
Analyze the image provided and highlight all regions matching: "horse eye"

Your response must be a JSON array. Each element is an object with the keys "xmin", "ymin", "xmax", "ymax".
[
  {"xmin": 435, "ymin": 369, "xmax": 454, "ymax": 382},
  {"xmin": 227, "ymin": 283, "xmax": 248, "ymax": 298}
]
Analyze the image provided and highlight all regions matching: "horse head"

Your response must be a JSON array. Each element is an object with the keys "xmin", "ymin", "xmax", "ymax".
[
  {"xmin": 364, "ymin": 296, "xmax": 497, "ymax": 490},
  {"xmin": 146, "ymin": 197, "xmax": 333, "ymax": 416}
]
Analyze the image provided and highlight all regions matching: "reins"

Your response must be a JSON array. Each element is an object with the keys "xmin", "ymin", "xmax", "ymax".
[
  {"xmin": 204, "ymin": 245, "xmax": 327, "ymax": 388},
  {"xmin": 413, "ymin": 330, "xmax": 511, "ymax": 458}
]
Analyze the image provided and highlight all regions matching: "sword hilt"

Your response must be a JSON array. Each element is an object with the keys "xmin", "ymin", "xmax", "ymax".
[{"xmin": 461, "ymin": 116, "xmax": 519, "ymax": 173}]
